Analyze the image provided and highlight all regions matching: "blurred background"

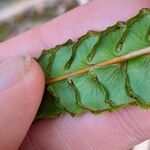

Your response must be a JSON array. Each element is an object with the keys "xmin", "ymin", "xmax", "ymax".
[
  {"xmin": 0, "ymin": 0, "xmax": 89, "ymax": 41},
  {"xmin": 0, "ymin": 0, "xmax": 148, "ymax": 149}
]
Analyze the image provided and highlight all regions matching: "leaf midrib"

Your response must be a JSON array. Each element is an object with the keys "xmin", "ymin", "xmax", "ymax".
[{"xmin": 46, "ymin": 47, "xmax": 150, "ymax": 84}]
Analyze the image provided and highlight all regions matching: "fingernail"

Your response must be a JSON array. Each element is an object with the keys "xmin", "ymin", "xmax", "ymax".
[{"xmin": 0, "ymin": 55, "xmax": 32, "ymax": 91}]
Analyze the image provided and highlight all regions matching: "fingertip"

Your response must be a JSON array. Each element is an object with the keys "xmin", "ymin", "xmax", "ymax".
[{"xmin": 0, "ymin": 58, "xmax": 45, "ymax": 149}]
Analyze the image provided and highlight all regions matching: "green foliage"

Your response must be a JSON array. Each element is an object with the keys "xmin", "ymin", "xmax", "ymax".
[
  {"xmin": 0, "ymin": 25, "xmax": 11, "ymax": 41},
  {"xmin": 36, "ymin": 8, "xmax": 150, "ymax": 119}
]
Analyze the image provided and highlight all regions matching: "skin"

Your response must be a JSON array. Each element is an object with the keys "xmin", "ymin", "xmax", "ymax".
[{"xmin": 0, "ymin": 0, "xmax": 150, "ymax": 149}]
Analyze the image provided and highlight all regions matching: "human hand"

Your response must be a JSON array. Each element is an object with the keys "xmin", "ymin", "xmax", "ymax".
[{"xmin": 0, "ymin": 0, "xmax": 150, "ymax": 149}]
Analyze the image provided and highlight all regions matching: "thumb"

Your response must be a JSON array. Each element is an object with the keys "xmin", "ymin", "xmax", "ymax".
[{"xmin": 0, "ymin": 55, "xmax": 44, "ymax": 150}]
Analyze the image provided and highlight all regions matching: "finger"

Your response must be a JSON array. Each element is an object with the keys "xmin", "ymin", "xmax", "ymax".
[
  {"xmin": 0, "ymin": 0, "xmax": 149, "ymax": 62},
  {"xmin": 20, "ymin": 108, "xmax": 150, "ymax": 150},
  {"xmin": 0, "ymin": 55, "xmax": 44, "ymax": 150}
]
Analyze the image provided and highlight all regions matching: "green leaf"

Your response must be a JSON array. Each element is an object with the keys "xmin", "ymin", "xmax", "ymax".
[
  {"xmin": 71, "ymin": 72, "xmax": 110, "ymax": 112},
  {"xmin": 36, "ymin": 88, "xmax": 64, "ymax": 119},
  {"xmin": 36, "ymin": 8, "xmax": 150, "ymax": 119},
  {"xmin": 127, "ymin": 56, "xmax": 150, "ymax": 107},
  {"xmin": 48, "ymin": 80, "xmax": 84, "ymax": 115}
]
